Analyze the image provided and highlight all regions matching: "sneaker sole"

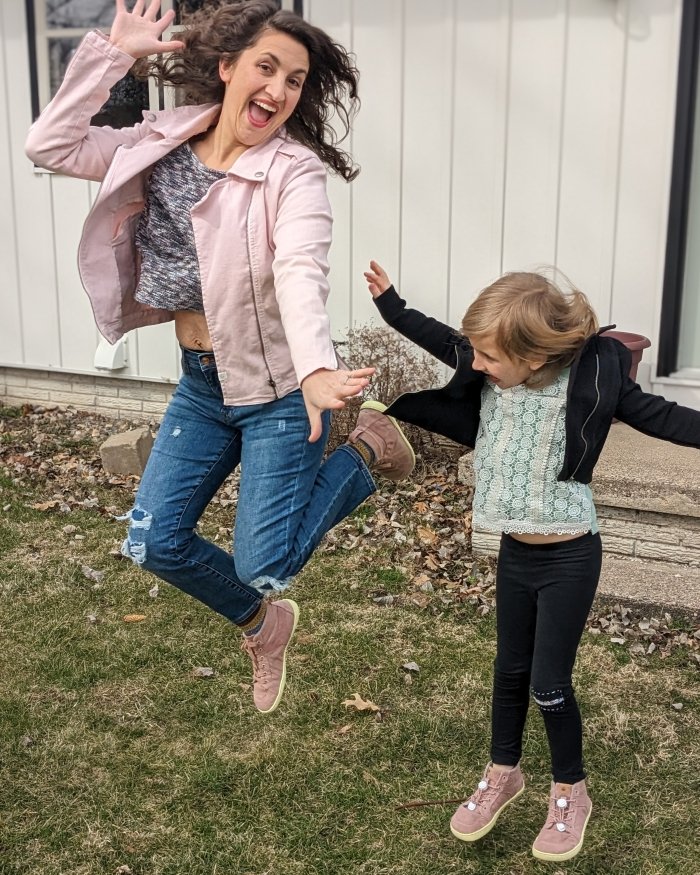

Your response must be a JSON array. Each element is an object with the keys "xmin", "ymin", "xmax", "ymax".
[
  {"xmin": 531, "ymin": 803, "xmax": 592, "ymax": 862},
  {"xmin": 258, "ymin": 598, "xmax": 299, "ymax": 715},
  {"xmin": 450, "ymin": 784, "xmax": 525, "ymax": 842},
  {"xmin": 359, "ymin": 400, "xmax": 416, "ymax": 478}
]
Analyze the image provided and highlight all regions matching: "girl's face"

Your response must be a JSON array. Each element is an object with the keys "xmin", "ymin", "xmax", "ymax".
[
  {"xmin": 219, "ymin": 30, "xmax": 309, "ymax": 149},
  {"xmin": 469, "ymin": 334, "xmax": 545, "ymax": 389}
]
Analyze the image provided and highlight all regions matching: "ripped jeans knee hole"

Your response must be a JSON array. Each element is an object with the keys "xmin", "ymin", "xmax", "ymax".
[{"xmin": 118, "ymin": 507, "xmax": 153, "ymax": 566}]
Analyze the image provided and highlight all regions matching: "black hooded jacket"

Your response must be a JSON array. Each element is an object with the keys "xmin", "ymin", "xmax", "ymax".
[{"xmin": 374, "ymin": 287, "xmax": 700, "ymax": 484}]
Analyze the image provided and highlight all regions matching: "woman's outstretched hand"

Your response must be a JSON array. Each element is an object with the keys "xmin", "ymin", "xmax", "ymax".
[
  {"xmin": 110, "ymin": 0, "xmax": 185, "ymax": 59},
  {"xmin": 364, "ymin": 260, "xmax": 392, "ymax": 298},
  {"xmin": 301, "ymin": 366, "xmax": 376, "ymax": 442}
]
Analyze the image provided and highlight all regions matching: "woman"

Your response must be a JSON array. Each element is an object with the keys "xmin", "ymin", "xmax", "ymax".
[{"xmin": 26, "ymin": 0, "xmax": 414, "ymax": 713}]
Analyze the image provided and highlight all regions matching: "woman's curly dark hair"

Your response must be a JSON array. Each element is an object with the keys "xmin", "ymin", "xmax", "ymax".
[{"xmin": 137, "ymin": 0, "xmax": 360, "ymax": 180}]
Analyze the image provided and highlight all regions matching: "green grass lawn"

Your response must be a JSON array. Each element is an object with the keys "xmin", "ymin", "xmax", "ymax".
[{"xmin": 1, "ymin": 405, "xmax": 699, "ymax": 875}]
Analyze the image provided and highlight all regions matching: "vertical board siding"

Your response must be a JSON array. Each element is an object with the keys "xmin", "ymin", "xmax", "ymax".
[
  {"xmin": 501, "ymin": 0, "xmax": 568, "ymax": 271},
  {"xmin": 51, "ymin": 173, "xmax": 100, "ymax": 372},
  {"xmin": 555, "ymin": 0, "xmax": 626, "ymax": 320},
  {"xmin": 134, "ymin": 322, "xmax": 180, "ymax": 382},
  {"xmin": 0, "ymin": 0, "xmax": 24, "ymax": 365},
  {"xmin": 678, "ymin": 74, "xmax": 700, "ymax": 368},
  {"xmin": 305, "ymin": 0, "xmax": 354, "ymax": 337},
  {"xmin": 2, "ymin": 0, "xmax": 687, "ymax": 394},
  {"xmin": 317, "ymin": 0, "xmax": 683, "ymax": 364},
  {"xmin": 3, "ymin": 0, "xmax": 61, "ymax": 367},
  {"xmin": 612, "ymin": 0, "xmax": 683, "ymax": 337},
  {"xmin": 448, "ymin": 1, "xmax": 511, "ymax": 328},
  {"xmin": 398, "ymin": 0, "xmax": 455, "ymax": 320},
  {"xmin": 348, "ymin": 0, "xmax": 404, "ymax": 330}
]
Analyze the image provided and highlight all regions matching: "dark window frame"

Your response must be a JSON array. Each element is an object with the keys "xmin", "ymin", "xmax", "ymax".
[
  {"xmin": 24, "ymin": 0, "xmax": 151, "ymax": 125},
  {"xmin": 659, "ymin": 0, "xmax": 700, "ymax": 375}
]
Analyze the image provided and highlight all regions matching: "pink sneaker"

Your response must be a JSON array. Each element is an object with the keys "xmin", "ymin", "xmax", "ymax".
[
  {"xmin": 531, "ymin": 779, "xmax": 592, "ymax": 862},
  {"xmin": 348, "ymin": 400, "xmax": 415, "ymax": 480},
  {"xmin": 450, "ymin": 763, "xmax": 524, "ymax": 842},
  {"xmin": 241, "ymin": 599, "xmax": 299, "ymax": 713}
]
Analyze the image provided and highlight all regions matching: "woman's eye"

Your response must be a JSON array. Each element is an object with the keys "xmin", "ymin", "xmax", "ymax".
[
  {"xmin": 259, "ymin": 63, "xmax": 272, "ymax": 73},
  {"xmin": 288, "ymin": 78, "xmax": 301, "ymax": 88}
]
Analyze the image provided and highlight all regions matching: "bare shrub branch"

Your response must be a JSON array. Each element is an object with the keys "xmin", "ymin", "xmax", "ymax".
[{"xmin": 328, "ymin": 325, "xmax": 464, "ymax": 467}]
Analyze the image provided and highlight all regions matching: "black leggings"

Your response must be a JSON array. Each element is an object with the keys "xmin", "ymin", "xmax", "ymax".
[{"xmin": 490, "ymin": 532, "xmax": 602, "ymax": 784}]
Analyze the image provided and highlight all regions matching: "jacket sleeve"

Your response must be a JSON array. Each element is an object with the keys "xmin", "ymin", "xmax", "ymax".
[
  {"xmin": 615, "ymin": 376, "xmax": 700, "ymax": 448},
  {"xmin": 373, "ymin": 287, "xmax": 466, "ymax": 369},
  {"xmin": 25, "ymin": 30, "xmax": 152, "ymax": 182},
  {"xmin": 271, "ymin": 152, "xmax": 338, "ymax": 384}
]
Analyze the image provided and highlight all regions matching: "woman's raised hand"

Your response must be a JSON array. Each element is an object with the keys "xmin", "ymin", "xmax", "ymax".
[
  {"xmin": 301, "ymin": 366, "xmax": 376, "ymax": 442},
  {"xmin": 110, "ymin": 0, "xmax": 185, "ymax": 59},
  {"xmin": 364, "ymin": 260, "xmax": 392, "ymax": 299}
]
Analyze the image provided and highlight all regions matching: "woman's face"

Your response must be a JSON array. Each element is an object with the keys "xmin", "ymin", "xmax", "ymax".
[
  {"xmin": 469, "ymin": 334, "xmax": 545, "ymax": 389},
  {"xmin": 218, "ymin": 30, "xmax": 309, "ymax": 148}
]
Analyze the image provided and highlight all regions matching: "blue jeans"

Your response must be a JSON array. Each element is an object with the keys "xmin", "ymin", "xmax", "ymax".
[{"xmin": 121, "ymin": 348, "xmax": 376, "ymax": 624}]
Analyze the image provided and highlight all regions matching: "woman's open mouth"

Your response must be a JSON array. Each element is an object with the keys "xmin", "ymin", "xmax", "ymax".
[{"xmin": 248, "ymin": 99, "xmax": 277, "ymax": 129}]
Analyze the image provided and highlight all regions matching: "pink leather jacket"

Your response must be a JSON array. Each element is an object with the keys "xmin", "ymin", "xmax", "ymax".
[{"xmin": 25, "ymin": 30, "xmax": 340, "ymax": 405}]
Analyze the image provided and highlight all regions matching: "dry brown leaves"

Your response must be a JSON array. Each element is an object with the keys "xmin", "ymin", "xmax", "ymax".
[{"xmin": 2, "ymin": 403, "xmax": 699, "ymax": 667}]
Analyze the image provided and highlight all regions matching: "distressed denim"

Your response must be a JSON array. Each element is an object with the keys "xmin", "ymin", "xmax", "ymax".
[{"xmin": 121, "ymin": 348, "xmax": 376, "ymax": 624}]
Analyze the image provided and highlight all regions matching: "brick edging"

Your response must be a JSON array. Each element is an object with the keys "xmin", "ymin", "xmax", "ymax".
[{"xmin": 0, "ymin": 366, "xmax": 174, "ymax": 420}]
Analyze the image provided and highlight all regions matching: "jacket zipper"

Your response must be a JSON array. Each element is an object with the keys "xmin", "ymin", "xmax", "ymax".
[
  {"xmin": 245, "ymin": 192, "xmax": 279, "ymax": 398},
  {"xmin": 570, "ymin": 350, "xmax": 601, "ymax": 480}
]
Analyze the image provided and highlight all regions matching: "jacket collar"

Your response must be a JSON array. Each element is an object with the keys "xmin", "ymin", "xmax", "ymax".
[{"xmin": 147, "ymin": 103, "xmax": 291, "ymax": 181}]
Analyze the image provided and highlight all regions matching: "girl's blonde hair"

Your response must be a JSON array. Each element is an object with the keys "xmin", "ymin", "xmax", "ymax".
[{"xmin": 461, "ymin": 271, "xmax": 598, "ymax": 387}]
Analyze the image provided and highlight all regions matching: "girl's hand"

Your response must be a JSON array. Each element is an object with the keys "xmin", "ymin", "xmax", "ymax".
[
  {"xmin": 109, "ymin": 0, "xmax": 184, "ymax": 59},
  {"xmin": 364, "ymin": 260, "xmax": 392, "ymax": 298},
  {"xmin": 301, "ymin": 366, "xmax": 376, "ymax": 442}
]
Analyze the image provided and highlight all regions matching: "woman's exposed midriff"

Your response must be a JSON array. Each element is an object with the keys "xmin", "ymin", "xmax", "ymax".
[{"xmin": 174, "ymin": 310, "xmax": 213, "ymax": 352}]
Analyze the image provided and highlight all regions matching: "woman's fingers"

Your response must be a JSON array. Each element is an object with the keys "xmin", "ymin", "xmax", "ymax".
[
  {"xmin": 144, "ymin": 0, "xmax": 161, "ymax": 21},
  {"xmin": 307, "ymin": 408, "xmax": 323, "ymax": 443},
  {"xmin": 110, "ymin": 0, "xmax": 183, "ymax": 57},
  {"xmin": 159, "ymin": 37, "xmax": 185, "ymax": 52},
  {"xmin": 337, "ymin": 367, "xmax": 374, "ymax": 398}
]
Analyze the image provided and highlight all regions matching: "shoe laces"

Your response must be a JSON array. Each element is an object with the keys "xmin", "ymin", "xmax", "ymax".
[
  {"xmin": 465, "ymin": 777, "xmax": 499, "ymax": 811},
  {"xmin": 241, "ymin": 637, "xmax": 270, "ymax": 688},
  {"xmin": 547, "ymin": 794, "xmax": 574, "ymax": 833}
]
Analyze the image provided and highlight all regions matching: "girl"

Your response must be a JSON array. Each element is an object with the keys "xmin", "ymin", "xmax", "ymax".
[
  {"xmin": 24, "ymin": 0, "xmax": 415, "ymax": 716},
  {"xmin": 364, "ymin": 260, "xmax": 700, "ymax": 862}
]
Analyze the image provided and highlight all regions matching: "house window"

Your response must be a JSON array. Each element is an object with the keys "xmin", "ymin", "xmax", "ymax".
[
  {"xmin": 27, "ymin": 0, "xmax": 148, "ymax": 126},
  {"xmin": 660, "ymin": 0, "xmax": 700, "ymax": 377}
]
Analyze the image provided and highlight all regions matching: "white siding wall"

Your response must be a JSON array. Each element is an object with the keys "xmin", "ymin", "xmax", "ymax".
[
  {"xmin": 2, "ymin": 0, "xmax": 696, "ymax": 406},
  {"xmin": 313, "ymin": 0, "xmax": 686, "ymax": 401}
]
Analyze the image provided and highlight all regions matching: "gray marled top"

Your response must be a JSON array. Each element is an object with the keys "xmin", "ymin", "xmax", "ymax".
[{"xmin": 134, "ymin": 142, "xmax": 226, "ymax": 312}]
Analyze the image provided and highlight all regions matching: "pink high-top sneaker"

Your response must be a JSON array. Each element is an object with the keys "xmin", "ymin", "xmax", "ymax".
[
  {"xmin": 531, "ymin": 779, "xmax": 592, "ymax": 861},
  {"xmin": 241, "ymin": 599, "xmax": 299, "ymax": 713},
  {"xmin": 347, "ymin": 400, "xmax": 415, "ymax": 480},
  {"xmin": 450, "ymin": 763, "xmax": 525, "ymax": 842}
]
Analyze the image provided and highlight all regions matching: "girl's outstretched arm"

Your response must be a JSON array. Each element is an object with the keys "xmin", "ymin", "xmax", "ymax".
[
  {"xmin": 365, "ymin": 260, "xmax": 467, "ymax": 369},
  {"xmin": 615, "ymin": 377, "xmax": 700, "ymax": 448}
]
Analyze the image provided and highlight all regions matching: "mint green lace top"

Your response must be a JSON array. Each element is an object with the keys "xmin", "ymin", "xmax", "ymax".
[{"xmin": 472, "ymin": 369, "xmax": 598, "ymax": 536}]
